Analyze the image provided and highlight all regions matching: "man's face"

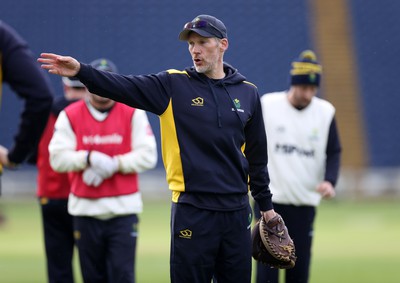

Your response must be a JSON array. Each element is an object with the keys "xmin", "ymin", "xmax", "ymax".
[
  {"xmin": 89, "ymin": 93, "xmax": 114, "ymax": 109},
  {"xmin": 187, "ymin": 33, "xmax": 223, "ymax": 75},
  {"xmin": 63, "ymin": 85, "xmax": 88, "ymax": 100},
  {"xmin": 291, "ymin": 85, "xmax": 318, "ymax": 108},
  {"xmin": 70, "ymin": 86, "xmax": 87, "ymax": 95}
]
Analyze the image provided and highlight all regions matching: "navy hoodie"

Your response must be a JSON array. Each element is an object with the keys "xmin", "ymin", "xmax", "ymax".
[{"xmin": 77, "ymin": 63, "xmax": 273, "ymax": 211}]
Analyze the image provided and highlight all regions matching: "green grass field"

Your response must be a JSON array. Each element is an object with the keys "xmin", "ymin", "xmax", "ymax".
[{"xmin": 0, "ymin": 197, "xmax": 399, "ymax": 283}]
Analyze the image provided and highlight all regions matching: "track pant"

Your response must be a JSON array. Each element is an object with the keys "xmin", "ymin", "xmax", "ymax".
[
  {"xmin": 73, "ymin": 214, "xmax": 138, "ymax": 283},
  {"xmin": 254, "ymin": 202, "xmax": 316, "ymax": 283},
  {"xmin": 170, "ymin": 202, "xmax": 253, "ymax": 283},
  {"xmin": 40, "ymin": 198, "xmax": 75, "ymax": 283}
]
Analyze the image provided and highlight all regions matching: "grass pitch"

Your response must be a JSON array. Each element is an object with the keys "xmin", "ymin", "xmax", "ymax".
[{"xmin": 0, "ymin": 197, "xmax": 399, "ymax": 283}]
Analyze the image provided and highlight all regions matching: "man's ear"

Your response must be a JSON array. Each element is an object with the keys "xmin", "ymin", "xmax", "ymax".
[{"xmin": 220, "ymin": 38, "xmax": 229, "ymax": 52}]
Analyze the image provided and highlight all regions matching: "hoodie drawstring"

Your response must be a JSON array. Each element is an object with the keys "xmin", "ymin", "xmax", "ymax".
[{"xmin": 208, "ymin": 80, "xmax": 222, "ymax": 128}]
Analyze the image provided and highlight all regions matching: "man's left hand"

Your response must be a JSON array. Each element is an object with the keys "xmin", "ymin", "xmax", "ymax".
[{"xmin": 316, "ymin": 181, "xmax": 336, "ymax": 198}]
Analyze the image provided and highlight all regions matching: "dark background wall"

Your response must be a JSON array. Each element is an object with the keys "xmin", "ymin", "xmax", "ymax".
[
  {"xmin": 349, "ymin": 0, "xmax": 400, "ymax": 166},
  {"xmin": 1, "ymin": 0, "xmax": 399, "ymax": 168}
]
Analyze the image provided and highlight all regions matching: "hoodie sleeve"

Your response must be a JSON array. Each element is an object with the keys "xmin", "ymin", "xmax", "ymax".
[
  {"xmin": 0, "ymin": 21, "xmax": 54, "ymax": 164},
  {"xmin": 244, "ymin": 92, "xmax": 273, "ymax": 211},
  {"xmin": 76, "ymin": 63, "xmax": 170, "ymax": 116}
]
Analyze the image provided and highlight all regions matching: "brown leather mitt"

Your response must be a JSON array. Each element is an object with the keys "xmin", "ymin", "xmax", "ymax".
[{"xmin": 251, "ymin": 213, "xmax": 296, "ymax": 269}]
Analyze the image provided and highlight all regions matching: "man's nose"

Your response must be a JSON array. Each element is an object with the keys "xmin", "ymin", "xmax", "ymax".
[{"xmin": 192, "ymin": 45, "xmax": 201, "ymax": 53}]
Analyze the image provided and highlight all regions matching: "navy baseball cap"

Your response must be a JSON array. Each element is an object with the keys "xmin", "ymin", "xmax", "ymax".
[
  {"xmin": 90, "ymin": 58, "xmax": 118, "ymax": 72},
  {"xmin": 179, "ymin": 15, "xmax": 227, "ymax": 41}
]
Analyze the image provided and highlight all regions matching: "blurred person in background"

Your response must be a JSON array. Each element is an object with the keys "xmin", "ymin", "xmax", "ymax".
[
  {"xmin": 0, "ymin": 20, "xmax": 53, "ymax": 223},
  {"xmin": 35, "ymin": 76, "xmax": 87, "ymax": 283},
  {"xmin": 38, "ymin": 14, "xmax": 280, "ymax": 283},
  {"xmin": 254, "ymin": 50, "xmax": 342, "ymax": 283},
  {"xmin": 48, "ymin": 58, "xmax": 157, "ymax": 283}
]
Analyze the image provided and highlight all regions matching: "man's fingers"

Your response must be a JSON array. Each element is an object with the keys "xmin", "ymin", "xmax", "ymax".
[
  {"xmin": 38, "ymin": 63, "xmax": 60, "ymax": 75},
  {"xmin": 38, "ymin": 53, "xmax": 68, "ymax": 66},
  {"xmin": 37, "ymin": 56, "xmax": 59, "ymax": 73},
  {"xmin": 39, "ymin": 52, "xmax": 61, "ymax": 59},
  {"xmin": 318, "ymin": 186, "xmax": 336, "ymax": 198},
  {"xmin": 37, "ymin": 57, "xmax": 55, "ymax": 64},
  {"xmin": 37, "ymin": 53, "xmax": 79, "ymax": 76},
  {"xmin": 48, "ymin": 69, "xmax": 61, "ymax": 75}
]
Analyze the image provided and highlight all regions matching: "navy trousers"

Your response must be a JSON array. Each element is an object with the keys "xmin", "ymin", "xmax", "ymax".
[
  {"xmin": 40, "ymin": 198, "xmax": 75, "ymax": 283},
  {"xmin": 170, "ymin": 202, "xmax": 253, "ymax": 283},
  {"xmin": 254, "ymin": 202, "xmax": 316, "ymax": 283},
  {"xmin": 73, "ymin": 214, "xmax": 138, "ymax": 283}
]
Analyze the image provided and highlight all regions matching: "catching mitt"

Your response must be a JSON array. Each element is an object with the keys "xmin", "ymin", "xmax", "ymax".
[{"xmin": 251, "ymin": 213, "xmax": 296, "ymax": 269}]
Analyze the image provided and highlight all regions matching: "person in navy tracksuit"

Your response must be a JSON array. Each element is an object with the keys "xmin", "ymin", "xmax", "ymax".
[{"xmin": 38, "ymin": 14, "xmax": 283, "ymax": 283}]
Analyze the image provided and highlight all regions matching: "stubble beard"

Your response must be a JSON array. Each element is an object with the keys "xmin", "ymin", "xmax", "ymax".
[
  {"xmin": 194, "ymin": 59, "xmax": 217, "ymax": 76},
  {"xmin": 195, "ymin": 63, "xmax": 210, "ymax": 74}
]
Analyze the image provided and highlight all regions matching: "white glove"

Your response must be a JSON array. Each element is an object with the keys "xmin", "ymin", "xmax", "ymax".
[
  {"xmin": 89, "ymin": 151, "xmax": 119, "ymax": 179},
  {"xmin": 83, "ymin": 167, "xmax": 104, "ymax": 187}
]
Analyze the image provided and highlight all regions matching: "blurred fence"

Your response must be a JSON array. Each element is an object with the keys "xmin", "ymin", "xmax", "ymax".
[{"xmin": 337, "ymin": 167, "xmax": 400, "ymax": 199}]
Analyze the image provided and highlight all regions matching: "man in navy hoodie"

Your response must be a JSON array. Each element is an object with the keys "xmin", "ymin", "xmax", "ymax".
[{"xmin": 38, "ymin": 14, "xmax": 280, "ymax": 283}]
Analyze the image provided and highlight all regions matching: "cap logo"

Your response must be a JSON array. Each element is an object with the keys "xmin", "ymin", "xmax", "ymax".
[
  {"xmin": 100, "ymin": 59, "xmax": 108, "ymax": 67},
  {"xmin": 309, "ymin": 73, "xmax": 316, "ymax": 82}
]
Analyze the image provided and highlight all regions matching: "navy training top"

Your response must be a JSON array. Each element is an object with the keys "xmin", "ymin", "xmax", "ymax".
[{"xmin": 77, "ymin": 62, "xmax": 273, "ymax": 212}]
